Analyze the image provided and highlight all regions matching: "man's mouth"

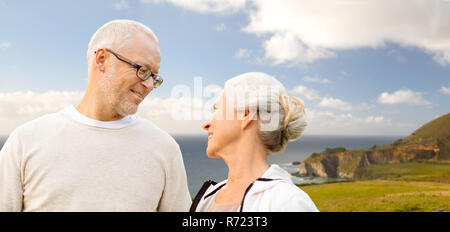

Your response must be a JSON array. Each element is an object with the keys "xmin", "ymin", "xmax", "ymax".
[{"xmin": 130, "ymin": 89, "xmax": 144, "ymax": 100}]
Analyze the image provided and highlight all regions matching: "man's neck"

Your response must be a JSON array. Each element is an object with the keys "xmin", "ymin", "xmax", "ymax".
[{"xmin": 76, "ymin": 91, "xmax": 124, "ymax": 121}]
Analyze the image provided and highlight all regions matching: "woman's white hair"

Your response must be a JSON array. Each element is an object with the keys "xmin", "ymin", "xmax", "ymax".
[
  {"xmin": 86, "ymin": 19, "xmax": 158, "ymax": 71},
  {"xmin": 224, "ymin": 72, "xmax": 307, "ymax": 155}
]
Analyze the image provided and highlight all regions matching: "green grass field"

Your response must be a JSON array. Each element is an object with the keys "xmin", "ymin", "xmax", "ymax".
[{"xmin": 299, "ymin": 161, "xmax": 450, "ymax": 212}]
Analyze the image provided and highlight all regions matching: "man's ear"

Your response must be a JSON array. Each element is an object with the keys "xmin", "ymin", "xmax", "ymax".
[
  {"xmin": 95, "ymin": 49, "xmax": 107, "ymax": 72},
  {"xmin": 241, "ymin": 109, "xmax": 258, "ymax": 130}
]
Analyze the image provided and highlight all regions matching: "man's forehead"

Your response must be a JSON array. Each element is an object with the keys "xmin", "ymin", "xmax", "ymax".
[
  {"xmin": 128, "ymin": 34, "xmax": 161, "ymax": 72},
  {"xmin": 136, "ymin": 46, "xmax": 161, "ymax": 72}
]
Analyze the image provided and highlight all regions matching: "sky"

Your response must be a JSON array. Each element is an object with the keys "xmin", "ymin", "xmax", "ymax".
[{"xmin": 0, "ymin": 0, "xmax": 449, "ymax": 136}]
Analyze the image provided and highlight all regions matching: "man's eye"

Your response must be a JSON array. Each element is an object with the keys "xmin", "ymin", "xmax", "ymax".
[{"xmin": 138, "ymin": 68, "xmax": 148, "ymax": 75}]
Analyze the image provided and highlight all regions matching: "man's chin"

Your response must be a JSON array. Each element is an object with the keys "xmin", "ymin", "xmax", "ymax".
[{"xmin": 116, "ymin": 101, "xmax": 139, "ymax": 117}]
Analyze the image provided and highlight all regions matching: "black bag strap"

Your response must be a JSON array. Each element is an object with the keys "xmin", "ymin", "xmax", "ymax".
[
  {"xmin": 191, "ymin": 177, "xmax": 281, "ymax": 212},
  {"xmin": 256, "ymin": 178, "xmax": 281, "ymax": 182},
  {"xmin": 189, "ymin": 180, "xmax": 217, "ymax": 212}
]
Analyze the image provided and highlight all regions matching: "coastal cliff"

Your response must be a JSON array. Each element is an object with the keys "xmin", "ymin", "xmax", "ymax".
[
  {"xmin": 298, "ymin": 144, "xmax": 439, "ymax": 178},
  {"xmin": 298, "ymin": 113, "xmax": 450, "ymax": 179}
]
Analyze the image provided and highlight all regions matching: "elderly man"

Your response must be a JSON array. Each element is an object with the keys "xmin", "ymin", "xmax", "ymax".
[{"xmin": 0, "ymin": 20, "xmax": 191, "ymax": 211}]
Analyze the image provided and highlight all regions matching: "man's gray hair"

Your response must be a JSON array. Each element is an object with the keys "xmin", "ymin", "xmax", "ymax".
[{"xmin": 86, "ymin": 19, "xmax": 158, "ymax": 71}]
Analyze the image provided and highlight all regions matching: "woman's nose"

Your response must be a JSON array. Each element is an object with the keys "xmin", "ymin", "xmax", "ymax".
[{"xmin": 202, "ymin": 121, "xmax": 210, "ymax": 130}]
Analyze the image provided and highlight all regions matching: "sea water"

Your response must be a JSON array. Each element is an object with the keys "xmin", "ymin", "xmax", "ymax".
[
  {"xmin": 173, "ymin": 134, "xmax": 402, "ymax": 195},
  {"xmin": 0, "ymin": 134, "xmax": 402, "ymax": 196}
]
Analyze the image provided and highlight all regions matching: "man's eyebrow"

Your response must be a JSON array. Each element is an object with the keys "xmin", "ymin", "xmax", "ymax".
[{"xmin": 138, "ymin": 61, "xmax": 158, "ymax": 74}]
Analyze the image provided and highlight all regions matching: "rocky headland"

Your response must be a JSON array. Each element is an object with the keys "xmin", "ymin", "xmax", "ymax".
[{"xmin": 298, "ymin": 113, "xmax": 450, "ymax": 179}]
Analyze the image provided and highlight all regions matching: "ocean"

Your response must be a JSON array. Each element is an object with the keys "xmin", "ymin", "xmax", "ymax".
[{"xmin": 0, "ymin": 134, "xmax": 402, "ymax": 196}]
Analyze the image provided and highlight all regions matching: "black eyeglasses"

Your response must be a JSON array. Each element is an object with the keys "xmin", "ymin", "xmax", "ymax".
[{"xmin": 95, "ymin": 48, "xmax": 163, "ymax": 88}]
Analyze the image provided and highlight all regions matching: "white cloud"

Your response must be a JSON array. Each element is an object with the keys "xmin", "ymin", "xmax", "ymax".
[
  {"xmin": 141, "ymin": 0, "xmax": 246, "ymax": 13},
  {"xmin": 235, "ymin": 48, "xmax": 251, "ymax": 59},
  {"xmin": 318, "ymin": 97, "xmax": 352, "ymax": 111},
  {"xmin": 138, "ymin": 97, "xmax": 213, "ymax": 134},
  {"xmin": 244, "ymin": 0, "xmax": 450, "ymax": 66},
  {"xmin": 0, "ymin": 42, "xmax": 11, "ymax": 50},
  {"xmin": 302, "ymin": 76, "xmax": 331, "ymax": 84},
  {"xmin": 440, "ymin": 86, "xmax": 450, "ymax": 95},
  {"xmin": 0, "ymin": 91, "xmax": 83, "ymax": 117},
  {"xmin": 378, "ymin": 89, "xmax": 431, "ymax": 105},
  {"xmin": 262, "ymin": 33, "xmax": 335, "ymax": 64},
  {"xmin": 290, "ymin": 85, "xmax": 320, "ymax": 101},
  {"xmin": 305, "ymin": 108, "xmax": 394, "ymax": 135},
  {"xmin": 145, "ymin": 0, "xmax": 450, "ymax": 66},
  {"xmin": 388, "ymin": 49, "xmax": 407, "ymax": 63},
  {"xmin": 0, "ymin": 91, "xmax": 83, "ymax": 134},
  {"xmin": 318, "ymin": 97, "xmax": 373, "ymax": 111},
  {"xmin": 114, "ymin": 0, "xmax": 129, "ymax": 9},
  {"xmin": 366, "ymin": 116, "xmax": 386, "ymax": 124},
  {"xmin": 215, "ymin": 23, "xmax": 226, "ymax": 32},
  {"xmin": 0, "ymin": 91, "xmax": 215, "ymax": 135},
  {"xmin": 0, "ymin": 90, "xmax": 416, "ymax": 136}
]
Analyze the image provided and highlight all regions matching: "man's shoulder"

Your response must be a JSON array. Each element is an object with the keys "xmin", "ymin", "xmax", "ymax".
[
  {"xmin": 13, "ymin": 111, "xmax": 66, "ymax": 138},
  {"xmin": 136, "ymin": 117, "xmax": 171, "ymax": 137},
  {"xmin": 135, "ymin": 117, "xmax": 178, "ymax": 147}
]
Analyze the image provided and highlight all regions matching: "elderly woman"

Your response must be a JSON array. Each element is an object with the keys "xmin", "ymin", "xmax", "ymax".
[{"xmin": 190, "ymin": 72, "xmax": 319, "ymax": 212}]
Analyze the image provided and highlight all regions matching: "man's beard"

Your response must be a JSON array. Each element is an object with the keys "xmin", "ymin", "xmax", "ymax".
[{"xmin": 99, "ymin": 67, "xmax": 139, "ymax": 117}]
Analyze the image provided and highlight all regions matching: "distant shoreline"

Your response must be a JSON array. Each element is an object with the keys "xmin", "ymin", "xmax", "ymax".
[{"xmin": 172, "ymin": 134, "xmax": 408, "ymax": 138}]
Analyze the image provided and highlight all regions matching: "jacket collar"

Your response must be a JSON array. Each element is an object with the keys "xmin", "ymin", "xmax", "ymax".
[
  {"xmin": 250, "ymin": 164, "xmax": 292, "ymax": 194},
  {"xmin": 202, "ymin": 164, "xmax": 292, "ymax": 199}
]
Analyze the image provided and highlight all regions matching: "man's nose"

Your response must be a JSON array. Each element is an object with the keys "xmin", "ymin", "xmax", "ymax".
[{"xmin": 142, "ymin": 78, "xmax": 154, "ymax": 90}]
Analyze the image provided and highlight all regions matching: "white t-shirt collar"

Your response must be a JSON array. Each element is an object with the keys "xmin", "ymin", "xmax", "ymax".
[{"xmin": 61, "ymin": 106, "xmax": 137, "ymax": 129}]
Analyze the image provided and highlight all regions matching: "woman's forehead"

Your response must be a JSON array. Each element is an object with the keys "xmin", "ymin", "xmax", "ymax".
[{"xmin": 215, "ymin": 91, "xmax": 225, "ymax": 106}]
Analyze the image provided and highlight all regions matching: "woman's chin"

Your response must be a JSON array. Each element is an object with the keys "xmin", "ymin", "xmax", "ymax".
[
  {"xmin": 206, "ymin": 150, "xmax": 215, "ymax": 158},
  {"xmin": 206, "ymin": 148, "xmax": 218, "ymax": 158}
]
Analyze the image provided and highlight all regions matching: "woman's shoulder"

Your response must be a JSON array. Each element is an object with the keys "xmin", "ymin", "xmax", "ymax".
[
  {"xmin": 264, "ymin": 180, "xmax": 306, "ymax": 198},
  {"xmin": 263, "ymin": 181, "xmax": 319, "ymax": 212}
]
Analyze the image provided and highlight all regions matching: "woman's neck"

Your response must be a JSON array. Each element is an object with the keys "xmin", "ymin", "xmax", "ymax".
[{"xmin": 221, "ymin": 136, "xmax": 270, "ymax": 188}]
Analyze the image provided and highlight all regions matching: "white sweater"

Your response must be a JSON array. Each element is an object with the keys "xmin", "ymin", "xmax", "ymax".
[
  {"xmin": 0, "ymin": 107, "xmax": 191, "ymax": 212},
  {"xmin": 192, "ymin": 165, "xmax": 319, "ymax": 212}
]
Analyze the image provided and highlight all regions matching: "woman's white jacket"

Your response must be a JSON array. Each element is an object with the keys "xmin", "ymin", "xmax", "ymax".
[{"xmin": 190, "ymin": 164, "xmax": 319, "ymax": 212}]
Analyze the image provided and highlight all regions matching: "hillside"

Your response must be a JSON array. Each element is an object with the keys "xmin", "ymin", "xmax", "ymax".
[
  {"xmin": 298, "ymin": 113, "xmax": 450, "ymax": 178},
  {"xmin": 401, "ymin": 113, "xmax": 450, "ymax": 159},
  {"xmin": 300, "ymin": 161, "xmax": 450, "ymax": 212}
]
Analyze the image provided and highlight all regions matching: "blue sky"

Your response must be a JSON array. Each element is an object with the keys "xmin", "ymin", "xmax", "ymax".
[{"xmin": 0, "ymin": 0, "xmax": 449, "ymax": 136}]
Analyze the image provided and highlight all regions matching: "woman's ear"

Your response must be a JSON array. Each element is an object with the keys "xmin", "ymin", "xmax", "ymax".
[{"xmin": 241, "ymin": 109, "xmax": 258, "ymax": 130}]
